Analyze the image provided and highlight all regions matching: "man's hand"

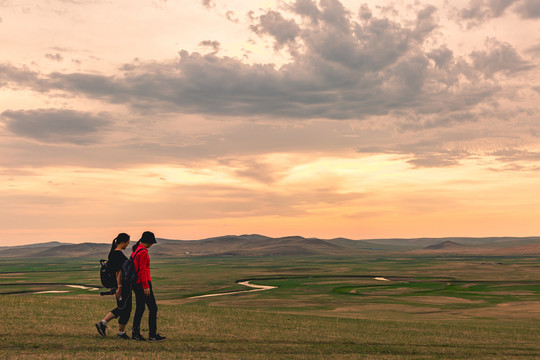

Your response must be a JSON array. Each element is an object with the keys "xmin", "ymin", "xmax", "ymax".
[
  {"xmin": 115, "ymin": 288, "xmax": 122, "ymax": 299},
  {"xmin": 144, "ymin": 287, "xmax": 151, "ymax": 296}
]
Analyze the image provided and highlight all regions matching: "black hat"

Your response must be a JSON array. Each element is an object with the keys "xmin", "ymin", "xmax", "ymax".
[{"xmin": 140, "ymin": 231, "xmax": 157, "ymax": 244}]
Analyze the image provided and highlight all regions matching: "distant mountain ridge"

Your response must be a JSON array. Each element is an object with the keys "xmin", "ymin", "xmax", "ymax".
[
  {"xmin": 423, "ymin": 240, "xmax": 466, "ymax": 250},
  {"xmin": 35, "ymin": 243, "xmax": 110, "ymax": 257},
  {"xmin": 2, "ymin": 235, "xmax": 540, "ymax": 258},
  {"xmin": 0, "ymin": 235, "xmax": 350, "ymax": 258}
]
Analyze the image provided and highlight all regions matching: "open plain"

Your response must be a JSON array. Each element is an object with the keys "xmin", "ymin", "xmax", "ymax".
[{"xmin": 2, "ymin": 237, "xmax": 540, "ymax": 359}]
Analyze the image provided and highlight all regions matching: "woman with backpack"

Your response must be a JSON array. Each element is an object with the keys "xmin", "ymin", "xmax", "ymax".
[
  {"xmin": 131, "ymin": 231, "xmax": 166, "ymax": 341},
  {"xmin": 95, "ymin": 233, "xmax": 132, "ymax": 339}
]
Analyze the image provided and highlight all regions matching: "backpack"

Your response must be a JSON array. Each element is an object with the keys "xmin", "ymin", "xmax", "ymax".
[
  {"xmin": 121, "ymin": 248, "xmax": 145, "ymax": 287},
  {"xmin": 99, "ymin": 259, "xmax": 117, "ymax": 289}
]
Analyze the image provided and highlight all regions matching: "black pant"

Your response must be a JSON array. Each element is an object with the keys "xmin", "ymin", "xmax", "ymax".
[
  {"xmin": 132, "ymin": 281, "xmax": 158, "ymax": 336},
  {"xmin": 110, "ymin": 286, "xmax": 132, "ymax": 325}
]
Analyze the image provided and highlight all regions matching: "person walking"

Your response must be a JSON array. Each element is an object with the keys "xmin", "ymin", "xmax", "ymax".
[
  {"xmin": 95, "ymin": 233, "xmax": 132, "ymax": 339},
  {"xmin": 131, "ymin": 231, "xmax": 166, "ymax": 341}
]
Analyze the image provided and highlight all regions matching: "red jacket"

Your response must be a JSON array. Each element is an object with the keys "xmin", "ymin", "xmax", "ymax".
[{"xmin": 133, "ymin": 244, "xmax": 151, "ymax": 289}]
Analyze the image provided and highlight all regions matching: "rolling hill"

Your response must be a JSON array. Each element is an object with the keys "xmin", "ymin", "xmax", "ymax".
[
  {"xmin": 423, "ymin": 240, "xmax": 467, "ymax": 250},
  {"xmin": 2, "ymin": 235, "xmax": 540, "ymax": 258},
  {"xmin": 0, "ymin": 241, "xmax": 74, "ymax": 257},
  {"xmin": 0, "ymin": 235, "xmax": 354, "ymax": 258}
]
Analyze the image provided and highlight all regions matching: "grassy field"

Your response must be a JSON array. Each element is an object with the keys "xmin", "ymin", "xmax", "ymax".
[{"xmin": 2, "ymin": 254, "xmax": 540, "ymax": 358}]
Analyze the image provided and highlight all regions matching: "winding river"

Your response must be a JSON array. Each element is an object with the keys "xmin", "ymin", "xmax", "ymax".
[
  {"xmin": 187, "ymin": 281, "xmax": 277, "ymax": 299},
  {"xmin": 186, "ymin": 276, "xmax": 392, "ymax": 299}
]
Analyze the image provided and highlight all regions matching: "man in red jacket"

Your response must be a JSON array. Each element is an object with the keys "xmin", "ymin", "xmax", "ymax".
[{"xmin": 131, "ymin": 231, "xmax": 166, "ymax": 341}]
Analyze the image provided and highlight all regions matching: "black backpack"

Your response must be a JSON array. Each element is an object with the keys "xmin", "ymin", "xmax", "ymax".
[
  {"xmin": 121, "ymin": 248, "xmax": 145, "ymax": 287},
  {"xmin": 99, "ymin": 259, "xmax": 117, "ymax": 289}
]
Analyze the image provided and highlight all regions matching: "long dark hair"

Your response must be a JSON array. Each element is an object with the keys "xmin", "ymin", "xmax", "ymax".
[
  {"xmin": 109, "ymin": 233, "xmax": 130, "ymax": 257},
  {"xmin": 131, "ymin": 240, "xmax": 141, "ymax": 252}
]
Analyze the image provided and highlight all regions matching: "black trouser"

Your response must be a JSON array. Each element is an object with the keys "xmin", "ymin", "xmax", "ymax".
[
  {"xmin": 110, "ymin": 286, "xmax": 132, "ymax": 325},
  {"xmin": 132, "ymin": 281, "xmax": 158, "ymax": 336}
]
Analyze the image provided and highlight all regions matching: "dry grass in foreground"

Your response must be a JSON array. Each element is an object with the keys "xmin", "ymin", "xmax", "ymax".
[{"xmin": 2, "ymin": 295, "xmax": 540, "ymax": 359}]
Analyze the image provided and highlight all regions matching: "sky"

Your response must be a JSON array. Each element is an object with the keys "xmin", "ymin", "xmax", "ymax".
[{"xmin": 1, "ymin": 0, "xmax": 539, "ymax": 245}]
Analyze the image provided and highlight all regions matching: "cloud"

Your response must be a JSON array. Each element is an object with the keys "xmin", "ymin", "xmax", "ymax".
[
  {"xmin": 201, "ymin": 0, "xmax": 214, "ymax": 9},
  {"xmin": 490, "ymin": 148, "xmax": 540, "ymax": 163},
  {"xmin": 291, "ymin": 0, "xmax": 320, "ymax": 22},
  {"xmin": 470, "ymin": 39, "xmax": 533, "ymax": 76},
  {"xmin": 459, "ymin": 0, "xmax": 517, "ymax": 22},
  {"xmin": 0, "ymin": 63, "xmax": 44, "ymax": 90},
  {"xmin": 225, "ymin": 10, "xmax": 238, "ymax": 23},
  {"xmin": 1, "ymin": 109, "xmax": 111, "ymax": 145},
  {"xmin": 356, "ymin": 134, "xmax": 472, "ymax": 168},
  {"xmin": 0, "ymin": 0, "xmax": 538, "ymax": 171},
  {"xmin": 3, "ymin": 1, "xmax": 524, "ymax": 125},
  {"xmin": 45, "ymin": 53, "xmax": 64, "ymax": 62},
  {"xmin": 525, "ymin": 43, "xmax": 540, "ymax": 55},
  {"xmin": 457, "ymin": 0, "xmax": 539, "ymax": 26},
  {"xmin": 0, "ymin": 117, "xmax": 378, "ymax": 170},
  {"xmin": 514, "ymin": 0, "xmax": 540, "ymax": 18},
  {"xmin": 413, "ymin": 5, "xmax": 438, "ymax": 39},
  {"xmin": 199, "ymin": 40, "xmax": 220, "ymax": 54},
  {"xmin": 225, "ymin": 158, "xmax": 287, "ymax": 184},
  {"xmin": 249, "ymin": 10, "xmax": 301, "ymax": 49}
]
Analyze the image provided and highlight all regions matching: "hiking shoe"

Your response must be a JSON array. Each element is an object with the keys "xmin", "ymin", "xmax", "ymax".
[
  {"xmin": 95, "ymin": 322, "xmax": 106, "ymax": 337},
  {"xmin": 132, "ymin": 333, "xmax": 147, "ymax": 341},
  {"xmin": 117, "ymin": 333, "xmax": 130, "ymax": 339},
  {"xmin": 149, "ymin": 334, "xmax": 166, "ymax": 342}
]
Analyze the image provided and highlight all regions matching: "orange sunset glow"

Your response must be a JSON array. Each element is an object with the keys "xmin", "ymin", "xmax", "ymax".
[{"xmin": 1, "ymin": 0, "xmax": 539, "ymax": 245}]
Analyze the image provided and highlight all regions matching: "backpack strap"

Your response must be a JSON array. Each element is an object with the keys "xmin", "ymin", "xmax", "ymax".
[
  {"xmin": 130, "ymin": 247, "xmax": 146, "ymax": 272},
  {"xmin": 131, "ymin": 247, "xmax": 145, "ymax": 260}
]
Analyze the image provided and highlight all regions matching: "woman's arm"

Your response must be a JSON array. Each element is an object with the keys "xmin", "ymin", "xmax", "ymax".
[
  {"xmin": 138, "ymin": 251, "xmax": 151, "ymax": 290},
  {"xmin": 115, "ymin": 270, "xmax": 122, "ymax": 299}
]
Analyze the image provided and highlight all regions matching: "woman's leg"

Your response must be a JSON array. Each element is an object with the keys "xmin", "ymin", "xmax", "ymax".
[
  {"xmin": 117, "ymin": 287, "xmax": 132, "ymax": 332},
  {"xmin": 103, "ymin": 311, "xmax": 116, "ymax": 323},
  {"xmin": 147, "ymin": 282, "xmax": 158, "ymax": 337},
  {"xmin": 132, "ymin": 283, "xmax": 146, "ymax": 336},
  {"xmin": 95, "ymin": 306, "xmax": 119, "ymax": 336}
]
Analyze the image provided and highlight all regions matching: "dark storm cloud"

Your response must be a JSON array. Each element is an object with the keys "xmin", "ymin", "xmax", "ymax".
[{"xmin": 1, "ymin": 109, "xmax": 111, "ymax": 145}]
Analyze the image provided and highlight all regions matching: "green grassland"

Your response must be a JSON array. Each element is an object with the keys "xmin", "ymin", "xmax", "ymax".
[{"xmin": 2, "ymin": 254, "xmax": 540, "ymax": 358}]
